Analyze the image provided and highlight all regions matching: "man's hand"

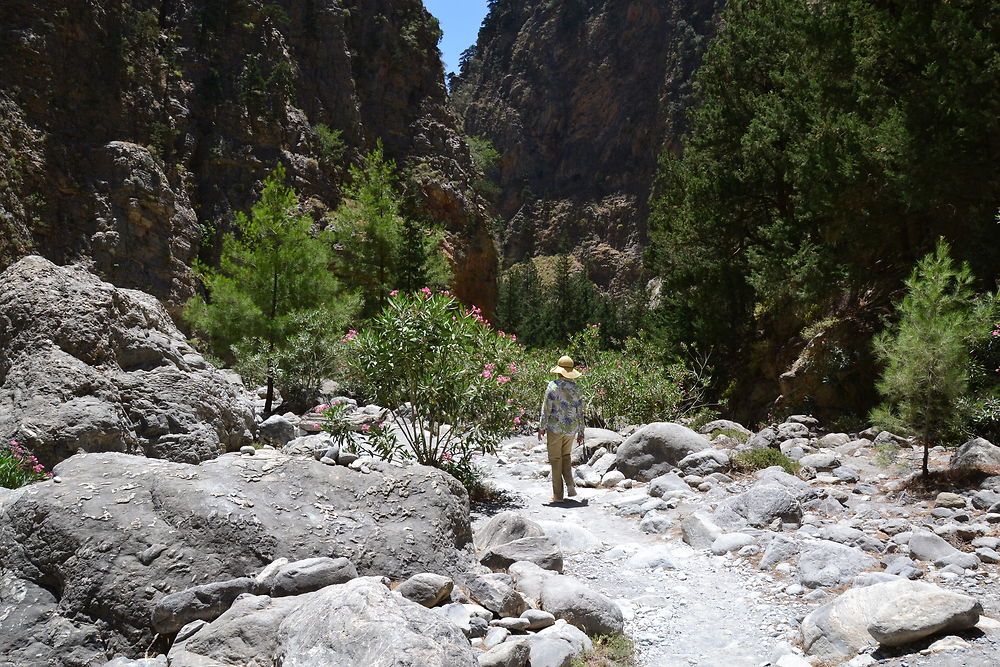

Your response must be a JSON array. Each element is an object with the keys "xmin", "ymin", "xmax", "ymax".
[
  {"xmin": 538, "ymin": 429, "xmax": 544, "ymax": 442},
  {"xmin": 576, "ymin": 435, "xmax": 584, "ymax": 445}
]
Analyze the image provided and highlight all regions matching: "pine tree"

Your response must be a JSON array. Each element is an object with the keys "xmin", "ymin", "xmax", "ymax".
[
  {"xmin": 184, "ymin": 165, "xmax": 354, "ymax": 414},
  {"xmin": 872, "ymin": 240, "xmax": 976, "ymax": 477},
  {"xmin": 331, "ymin": 141, "xmax": 450, "ymax": 314}
]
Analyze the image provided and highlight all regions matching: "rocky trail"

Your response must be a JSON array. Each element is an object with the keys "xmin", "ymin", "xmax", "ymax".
[
  {"xmin": 470, "ymin": 429, "xmax": 1000, "ymax": 667},
  {"xmin": 475, "ymin": 446, "xmax": 796, "ymax": 666}
]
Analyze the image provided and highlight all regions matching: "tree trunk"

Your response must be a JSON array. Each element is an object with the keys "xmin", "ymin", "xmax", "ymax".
[
  {"xmin": 922, "ymin": 426, "xmax": 930, "ymax": 478},
  {"xmin": 264, "ymin": 371, "xmax": 274, "ymax": 416},
  {"xmin": 264, "ymin": 266, "xmax": 279, "ymax": 416}
]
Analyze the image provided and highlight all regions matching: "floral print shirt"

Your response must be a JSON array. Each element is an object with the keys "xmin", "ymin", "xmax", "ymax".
[{"xmin": 540, "ymin": 378, "xmax": 585, "ymax": 437}]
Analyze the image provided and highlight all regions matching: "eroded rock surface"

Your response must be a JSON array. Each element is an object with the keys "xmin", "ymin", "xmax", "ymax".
[
  {"xmin": 0, "ymin": 451, "xmax": 473, "ymax": 662},
  {"xmin": 0, "ymin": 256, "xmax": 255, "ymax": 467}
]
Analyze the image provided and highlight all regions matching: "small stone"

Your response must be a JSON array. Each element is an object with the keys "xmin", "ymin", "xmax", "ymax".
[
  {"xmin": 520, "ymin": 608, "xmax": 556, "ymax": 630},
  {"xmin": 484, "ymin": 626, "xmax": 510, "ymax": 649},
  {"xmin": 490, "ymin": 617, "xmax": 530, "ymax": 631},
  {"xmin": 239, "ymin": 446, "xmax": 256, "ymax": 455},
  {"xmin": 319, "ymin": 456, "xmax": 336, "ymax": 465},
  {"xmin": 934, "ymin": 492, "xmax": 966, "ymax": 509}
]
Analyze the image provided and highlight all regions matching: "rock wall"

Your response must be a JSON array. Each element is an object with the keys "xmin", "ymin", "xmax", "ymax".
[
  {"xmin": 452, "ymin": 0, "xmax": 722, "ymax": 287},
  {"xmin": 0, "ymin": 0, "xmax": 496, "ymax": 315}
]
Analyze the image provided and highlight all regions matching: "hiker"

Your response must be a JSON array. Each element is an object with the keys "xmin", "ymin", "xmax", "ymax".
[{"xmin": 538, "ymin": 355, "xmax": 585, "ymax": 502}]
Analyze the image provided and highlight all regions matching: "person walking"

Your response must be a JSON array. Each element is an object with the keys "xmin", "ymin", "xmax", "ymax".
[{"xmin": 538, "ymin": 355, "xmax": 585, "ymax": 502}]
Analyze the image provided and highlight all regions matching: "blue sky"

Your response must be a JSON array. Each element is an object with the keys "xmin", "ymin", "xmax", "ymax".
[{"xmin": 424, "ymin": 0, "xmax": 490, "ymax": 76}]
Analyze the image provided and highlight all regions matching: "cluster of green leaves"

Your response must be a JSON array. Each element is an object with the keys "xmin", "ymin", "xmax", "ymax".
[
  {"xmin": 496, "ymin": 256, "xmax": 646, "ymax": 348},
  {"xmin": 328, "ymin": 142, "xmax": 450, "ymax": 317},
  {"xmin": 313, "ymin": 124, "xmax": 346, "ymax": 166},
  {"xmin": 565, "ymin": 325, "xmax": 711, "ymax": 431},
  {"xmin": 871, "ymin": 240, "xmax": 999, "ymax": 475},
  {"xmin": 184, "ymin": 164, "xmax": 356, "ymax": 414},
  {"xmin": 466, "ymin": 135, "xmax": 501, "ymax": 201},
  {"xmin": 570, "ymin": 633, "xmax": 637, "ymax": 667},
  {"xmin": 502, "ymin": 325, "xmax": 712, "ymax": 432},
  {"xmin": 0, "ymin": 441, "xmax": 51, "ymax": 489},
  {"xmin": 648, "ymin": 0, "xmax": 1000, "ymax": 401},
  {"xmin": 331, "ymin": 291, "xmax": 522, "ymax": 477},
  {"xmin": 730, "ymin": 448, "xmax": 798, "ymax": 476}
]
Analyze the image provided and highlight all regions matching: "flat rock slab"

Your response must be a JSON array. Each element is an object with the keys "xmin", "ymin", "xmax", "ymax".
[{"xmin": 0, "ymin": 452, "xmax": 472, "ymax": 662}]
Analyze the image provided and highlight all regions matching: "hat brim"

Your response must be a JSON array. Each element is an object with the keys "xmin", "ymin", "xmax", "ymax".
[{"xmin": 550, "ymin": 366, "xmax": 582, "ymax": 379}]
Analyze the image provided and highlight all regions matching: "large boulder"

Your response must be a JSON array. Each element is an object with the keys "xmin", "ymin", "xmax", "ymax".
[
  {"xmin": 677, "ymin": 449, "xmax": 730, "ymax": 476},
  {"xmin": 151, "ymin": 577, "xmax": 254, "ymax": 634},
  {"xmin": 797, "ymin": 540, "xmax": 877, "ymax": 589},
  {"xmin": 801, "ymin": 579, "xmax": 982, "ymax": 661},
  {"xmin": 540, "ymin": 576, "xmax": 624, "ymax": 636},
  {"xmin": 681, "ymin": 513, "xmax": 723, "ymax": 549},
  {"xmin": 950, "ymin": 437, "xmax": 1000, "ymax": 470},
  {"xmin": 614, "ymin": 422, "xmax": 710, "ymax": 481},
  {"xmin": 168, "ymin": 577, "xmax": 478, "ymax": 666},
  {"xmin": 714, "ymin": 485, "xmax": 803, "ymax": 529},
  {"xmin": 481, "ymin": 536, "xmax": 564, "ymax": 573},
  {"xmin": 475, "ymin": 512, "xmax": 546, "ymax": 551},
  {"xmin": 0, "ymin": 451, "xmax": 473, "ymax": 662},
  {"xmin": 0, "ymin": 256, "xmax": 255, "ymax": 467}
]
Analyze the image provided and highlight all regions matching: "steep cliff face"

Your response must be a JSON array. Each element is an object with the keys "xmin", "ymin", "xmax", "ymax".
[
  {"xmin": 452, "ymin": 0, "xmax": 722, "ymax": 287},
  {"xmin": 0, "ymin": 0, "xmax": 496, "ymax": 315}
]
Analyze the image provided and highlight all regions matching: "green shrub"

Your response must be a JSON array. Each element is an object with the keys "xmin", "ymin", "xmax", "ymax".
[
  {"xmin": 0, "ymin": 441, "xmax": 51, "ymax": 489},
  {"xmin": 500, "ymin": 324, "xmax": 713, "ymax": 432},
  {"xmin": 710, "ymin": 428, "xmax": 749, "ymax": 443},
  {"xmin": 570, "ymin": 325, "xmax": 710, "ymax": 430},
  {"xmin": 314, "ymin": 123, "xmax": 346, "ymax": 165},
  {"xmin": 873, "ymin": 443, "xmax": 899, "ymax": 469},
  {"xmin": 570, "ymin": 634, "xmax": 637, "ymax": 667},
  {"xmin": 325, "ymin": 291, "xmax": 522, "ymax": 490},
  {"xmin": 731, "ymin": 448, "xmax": 798, "ymax": 475}
]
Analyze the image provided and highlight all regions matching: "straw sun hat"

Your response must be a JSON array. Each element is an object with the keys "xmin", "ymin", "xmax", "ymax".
[{"xmin": 550, "ymin": 355, "xmax": 582, "ymax": 379}]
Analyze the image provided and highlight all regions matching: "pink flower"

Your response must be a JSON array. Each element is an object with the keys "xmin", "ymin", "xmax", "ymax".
[
  {"xmin": 342, "ymin": 329, "xmax": 359, "ymax": 342},
  {"xmin": 315, "ymin": 404, "xmax": 329, "ymax": 413},
  {"xmin": 508, "ymin": 363, "xmax": 517, "ymax": 373},
  {"xmin": 440, "ymin": 290, "xmax": 451, "ymax": 296},
  {"xmin": 993, "ymin": 329, "xmax": 1000, "ymax": 337},
  {"xmin": 32, "ymin": 464, "xmax": 44, "ymax": 473},
  {"xmin": 361, "ymin": 424, "xmax": 371, "ymax": 432},
  {"xmin": 514, "ymin": 417, "xmax": 522, "ymax": 425},
  {"xmin": 497, "ymin": 375, "xmax": 511, "ymax": 384},
  {"xmin": 509, "ymin": 333, "xmax": 517, "ymax": 342},
  {"xmin": 420, "ymin": 287, "xmax": 432, "ymax": 295},
  {"xmin": 441, "ymin": 452, "xmax": 453, "ymax": 461},
  {"xmin": 482, "ymin": 369, "xmax": 494, "ymax": 379},
  {"xmin": 390, "ymin": 289, "xmax": 399, "ymax": 296},
  {"xmin": 506, "ymin": 398, "xmax": 515, "ymax": 404}
]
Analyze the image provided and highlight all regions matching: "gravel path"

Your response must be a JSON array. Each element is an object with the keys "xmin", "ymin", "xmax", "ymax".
[{"xmin": 471, "ymin": 441, "xmax": 810, "ymax": 666}]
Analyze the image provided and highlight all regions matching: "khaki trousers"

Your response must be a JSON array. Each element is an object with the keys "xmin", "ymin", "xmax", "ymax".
[{"xmin": 546, "ymin": 431, "xmax": 576, "ymax": 500}]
